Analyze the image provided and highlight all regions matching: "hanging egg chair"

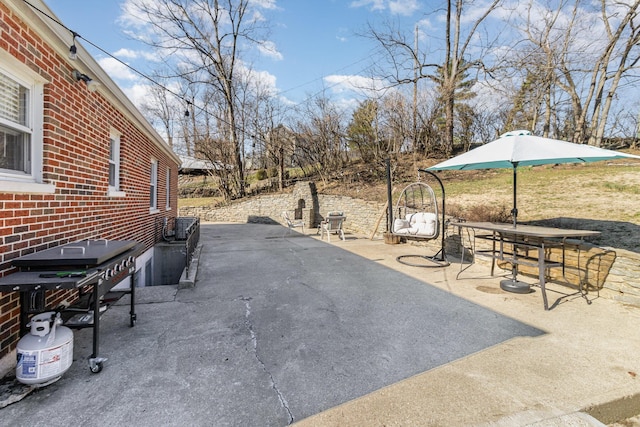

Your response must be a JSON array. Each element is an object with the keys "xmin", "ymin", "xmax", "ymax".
[{"xmin": 386, "ymin": 160, "xmax": 449, "ymax": 267}]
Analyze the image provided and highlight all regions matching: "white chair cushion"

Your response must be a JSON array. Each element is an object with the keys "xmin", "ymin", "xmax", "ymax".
[
  {"xmin": 400, "ymin": 212, "xmax": 437, "ymax": 236},
  {"xmin": 393, "ymin": 218, "xmax": 410, "ymax": 233}
]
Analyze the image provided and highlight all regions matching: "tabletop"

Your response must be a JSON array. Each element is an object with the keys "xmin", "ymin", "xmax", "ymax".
[{"xmin": 449, "ymin": 221, "xmax": 601, "ymax": 239}]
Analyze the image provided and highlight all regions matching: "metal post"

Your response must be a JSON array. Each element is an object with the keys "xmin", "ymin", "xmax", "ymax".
[
  {"xmin": 418, "ymin": 169, "xmax": 447, "ymax": 262},
  {"xmin": 386, "ymin": 158, "xmax": 393, "ymax": 232},
  {"xmin": 512, "ymin": 165, "xmax": 518, "ymax": 228}
]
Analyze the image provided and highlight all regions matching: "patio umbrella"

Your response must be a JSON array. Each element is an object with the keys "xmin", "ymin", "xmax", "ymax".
[{"xmin": 427, "ymin": 130, "xmax": 640, "ymax": 228}]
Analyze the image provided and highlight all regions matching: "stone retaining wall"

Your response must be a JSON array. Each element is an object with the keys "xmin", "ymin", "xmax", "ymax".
[
  {"xmin": 179, "ymin": 183, "xmax": 640, "ymax": 307},
  {"xmin": 179, "ymin": 182, "xmax": 388, "ymax": 237}
]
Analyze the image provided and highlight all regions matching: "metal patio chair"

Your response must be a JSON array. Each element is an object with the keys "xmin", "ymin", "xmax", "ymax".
[
  {"xmin": 319, "ymin": 211, "xmax": 345, "ymax": 242},
  {"xmin": 282, "ymin": 211, "xmax": 305, "ymax": 234}
]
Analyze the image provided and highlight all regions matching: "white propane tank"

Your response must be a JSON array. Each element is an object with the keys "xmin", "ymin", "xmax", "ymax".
[{"xmin": 16, "ymin": 311, "xmax": 74, "ymax": 385}]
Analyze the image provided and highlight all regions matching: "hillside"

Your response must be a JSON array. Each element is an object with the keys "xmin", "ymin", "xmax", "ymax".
[{"xmin": 180, "ymin": 152, "xmax": 640, "ymax": 252}]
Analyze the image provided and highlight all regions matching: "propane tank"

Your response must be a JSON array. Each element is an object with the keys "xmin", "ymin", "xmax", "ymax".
[{"xmin": 16, "ymin": 312, "xmax": 74, "ymax": 385}]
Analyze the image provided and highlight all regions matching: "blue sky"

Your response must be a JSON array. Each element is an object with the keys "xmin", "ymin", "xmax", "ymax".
[
  {"xmin": 30, "ymin": 1, "xmax": 639, "ymax": 142},
  {"xmin": 43, "ymin": 0, "xmax": 637, "ymax": 131},
  {"xmin": 46, "ymin": 0, "xmax": 444, "ymax": 110}
]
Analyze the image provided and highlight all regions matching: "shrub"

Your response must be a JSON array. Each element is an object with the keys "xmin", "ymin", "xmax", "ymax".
[{"xmin": 447, "ymin": 203, "xmax": 511, "ymax": 222}]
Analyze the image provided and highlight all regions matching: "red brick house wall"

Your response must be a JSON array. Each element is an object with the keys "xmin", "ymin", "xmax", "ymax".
[{"xmin": 0, "ymin": 0, "xmax": 180, "ymax": 371}]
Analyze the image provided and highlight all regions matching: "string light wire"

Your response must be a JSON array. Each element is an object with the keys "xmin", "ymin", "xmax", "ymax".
[{"xmin": 22, "ymin": 0, "xmax": 390, "ymax": 127}]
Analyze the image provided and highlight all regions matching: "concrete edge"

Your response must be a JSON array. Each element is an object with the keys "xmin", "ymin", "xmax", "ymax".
[{"xmin": 178, "ymin": 243, "xmax": 202, "ymax": 289}]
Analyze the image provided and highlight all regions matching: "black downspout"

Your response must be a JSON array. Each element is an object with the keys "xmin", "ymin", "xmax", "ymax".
[
  {"xmin": 418, "ymin": 168, "xmax": 447, "ymax": 262},
  {"xmin": 386, "ymin": 158, "xmax": 393, "ymax": 232}
]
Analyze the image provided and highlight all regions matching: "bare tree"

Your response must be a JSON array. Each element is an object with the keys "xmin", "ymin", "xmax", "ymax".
[
  {"xmin": 490, "ymin": 0, "xmax": 640, "ymax": 146},
  {"xmin": 140, "ymin": 73, "xmax": 178, "ymax": 150},
  {"xmin": 378, "ymin": 91, "xmax": 411, "ymax": 156},
  {"xmin": 293, "ymin": 94, "xmax": 346, "ymax": 187},
  {"xmin": 366, "ymin": 0, "xmax": 501, "ymax": 156},
  {"xmin": 439, "ymin": 0, "xmax": 501, "ymax": 154},
  {"xmin": 545, "ymin": 0, "xmax": 640, "ymax": 145},
  {"xmin": 365, "ymin": 21, "xmax": 438, "ymax": 154},
  {"xmin": 246, "ymin": 83, "xmax": 292, "ymax": 191},
  {"xmin": 588, "ymin": 1, "xmax": 640, "ymax": 145},
  {"xmin": 499, "ymin": 0, "xmax": 569, "ymax": 137},
  {"xmin": 129, "ymin": 0, "xmax": 272, "ymax": 197}
]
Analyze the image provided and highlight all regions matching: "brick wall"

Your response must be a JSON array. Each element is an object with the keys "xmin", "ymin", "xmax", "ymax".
[
  {"xmin": 179, "ymin": 185, "xmax": 640, "ymax": 307},
  {"xmin": 0, "ymin": 2, "xmax": 179, "ymax": 363}
]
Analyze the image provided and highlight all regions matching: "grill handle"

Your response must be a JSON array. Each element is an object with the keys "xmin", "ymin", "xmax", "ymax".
[{"xmin": 61, "ymin": 246, "xmax": 85, "ymax": 255}]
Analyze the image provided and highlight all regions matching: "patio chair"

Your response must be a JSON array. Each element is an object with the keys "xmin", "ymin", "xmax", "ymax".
[
  {"xmin": 319, "ymin": 211, "xmax": 345, "ymax": 242},
  {"xmin": 282, "ymin": 211, "xmax": 304, "ymax": 234}
]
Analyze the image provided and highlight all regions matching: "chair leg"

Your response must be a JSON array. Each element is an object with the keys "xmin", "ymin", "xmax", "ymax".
[{"xmin": 340, "ymin": 230, "xmax": 345, "ymax": 241}]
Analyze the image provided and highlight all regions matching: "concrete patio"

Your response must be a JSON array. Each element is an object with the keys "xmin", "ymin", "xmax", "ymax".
[{"xmin": 1, "ymin": 222, "xmax": 639, "ymax": 426}]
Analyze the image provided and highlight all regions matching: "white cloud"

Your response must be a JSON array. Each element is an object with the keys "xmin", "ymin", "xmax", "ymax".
[
  {"xmin": 388, "ymin": 0, "xmax": 420, "ymax": 16},
  {"xmin": 112, "ymin": 47, "xmax": 159, "ymax": 62},
  {"xmin": 468, "ymin": 80, "xmax": 505, "ymax": 111},
  {"xmin": 350, "ymin": 0, "xmax": 386, "ymax": 12},
  {"xmin": 118, "ymin": 0, "xmax": 151, "ymax": 29},
  {"xmin": 417, "ymin": 17, "xmax": 433, "ymax": 31},
  {"xmin": 113, "ymin": 48, "xmax": 138, "ymax": 59},
  {"xmin": 415, "ymin": 17, "xmax": 434, "ymax": 42},
  {"xmin": 233, "ymin": 60, "xmax": 279, "ymax": 96},
  {"xmin": 324, "ymin": 74, "xmax": 389, "ymax": 97},
  {"xmin": 252, "ymin": 10, "xmax": 267, "ymax": 22},
  {"xmin": 257, "ymin": 40, "xmax": 283, "ymax": 61},
  {"xmin": 122, "ymin": 82, "xmax": 154, "ymax": 109},
  {"xmin": 248, "ymin": 68, "xmax": 279, "ymax": 96},
  {"xmin": 98, "ymin": 57, "xmax": 139, "ymax": 81},
  {"xmin": 350, "ymin": 0, "xmax": 419, "ymax": 15},
  {"xmin": 336, "ymin": 27, "xmax": 349, "ymax": 43},
  {"xmin": 334, "ymin": 96, "xmax": 361, "ymax": 113},
  {"xmin": 250, "ymin": 0, "xmax": 278, "ymax": 9}
]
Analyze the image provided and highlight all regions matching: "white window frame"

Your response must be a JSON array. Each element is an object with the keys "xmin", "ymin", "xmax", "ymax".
[
  {"xmin": 108, "ymin": 129, "xmax": 125, "ymax": 197},
  {"xmin": 0, "ymin": 49, "xmax": 53, "ymax": 194},
  {"xmin": 165, "ymin": 167, "xmax": 171, "ymax": 210},
  {"xmin": 150, "ymin": 159, "xmax": 158, "ymax": 212}
]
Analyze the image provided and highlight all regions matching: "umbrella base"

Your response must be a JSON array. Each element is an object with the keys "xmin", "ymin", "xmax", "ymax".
[{"xmin": 500, "ymin": 278, "xmax": 531, "ymax": 294}]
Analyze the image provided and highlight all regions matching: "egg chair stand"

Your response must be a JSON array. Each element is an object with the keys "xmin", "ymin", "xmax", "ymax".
[{"xmin": 385, "ymin": 159, "xmax": 449, "ymax": 268}]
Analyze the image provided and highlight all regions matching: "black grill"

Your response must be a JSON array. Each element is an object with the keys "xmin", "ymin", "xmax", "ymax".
[{"xmin": 0, "ymin": 239, "xmax": 142, "ymax": 374}]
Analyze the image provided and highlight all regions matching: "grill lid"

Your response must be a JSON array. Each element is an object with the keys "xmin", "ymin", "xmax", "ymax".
[{"xmin": 13, "ymin": 240, "xmax": 137, "ymax": 267}]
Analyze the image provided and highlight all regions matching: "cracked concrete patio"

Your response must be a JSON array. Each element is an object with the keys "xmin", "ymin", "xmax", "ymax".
[{"xmin": 2, "ymin": 222, "xmax": 639, "ymax": 426}]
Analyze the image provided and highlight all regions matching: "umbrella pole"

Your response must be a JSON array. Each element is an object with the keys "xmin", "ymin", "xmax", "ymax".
[
  {"xmin": 386, "ymin": 158, "xmax": 393, "ymax": 232},
  {"xmin": 511, "ymin": 166, "xmax": 517, "ymax": 228},
  {"xmin": 500, "ymin": 165, "xmax": 531, "ymax": 294}
]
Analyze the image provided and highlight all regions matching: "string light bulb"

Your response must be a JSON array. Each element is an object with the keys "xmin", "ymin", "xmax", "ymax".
[{"xmin": 69, "ymin": 31, "xmax": 78, "ymax": 60}]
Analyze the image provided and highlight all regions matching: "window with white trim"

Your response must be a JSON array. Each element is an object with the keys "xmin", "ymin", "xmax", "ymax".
[
  {"xmin": 166, "ymin": 167, "xmax": 171, "ymax": 209},
  {"xmin": 150, "ymin": 159, "xmax": 158, "ymax": 210},
  {"xmin": 109, "ymin": 131, "xmax": 121, "ymax": 191},
  {"xmin": 0, "ymin": 51, "xmax": 48, "ymax": 193}
]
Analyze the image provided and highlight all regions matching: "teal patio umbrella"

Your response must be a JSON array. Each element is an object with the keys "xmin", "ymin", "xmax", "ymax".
[{"xmin": 427, "ymin": 130, "xmax": 640, "ymax": 227}]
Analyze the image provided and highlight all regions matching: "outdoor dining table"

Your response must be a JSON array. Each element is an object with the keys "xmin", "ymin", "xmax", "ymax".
[{"xmin": 450, "ymin": 221, "xmax": 601, "ymax": 310}]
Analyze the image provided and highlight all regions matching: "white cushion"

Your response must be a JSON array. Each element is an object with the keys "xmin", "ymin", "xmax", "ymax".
[
  {"xmin": 414, "ymin": 221, "xmax": 435, "ymax": 236},
  {"xmin": 393, "ymin": 218, "xmax": 410, "ymax": 233},
  {"xmin": 396, "ymin": 212, "xmax": 437, "ymax": 236},
  {"xmin": 423, "ymin": 212, "xmax": 437, "ymax": 222}
]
